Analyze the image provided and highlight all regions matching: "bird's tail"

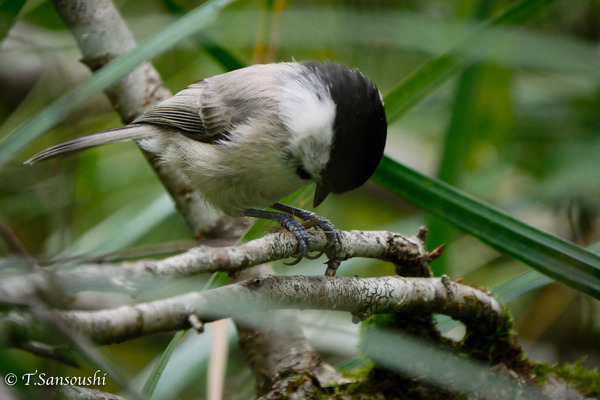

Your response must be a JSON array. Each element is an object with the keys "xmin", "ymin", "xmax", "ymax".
[{"xmin": 24, "ymin": 125, "xmax": 148, "ymax": 165}]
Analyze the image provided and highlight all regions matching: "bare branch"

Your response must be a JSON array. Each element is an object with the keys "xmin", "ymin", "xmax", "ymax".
[
  {"xmin": 1, "ymin": 275, "xmax": 502, "ymax": 346},
  {"xmin": 14, "ymin": 341, "xmax": 79, "ymax": 368},
  {"xmin": 0, "ymin": 229, "xmax": 430, "ymax": 302}
]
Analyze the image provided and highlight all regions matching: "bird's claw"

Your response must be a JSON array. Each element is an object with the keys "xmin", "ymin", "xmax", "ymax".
[
  {"xmin": 292, "ymin": 213, "xmax": 342, "ymax": 274},
  {"xmin": 281, "ymin": 213, "xmax": 341, "ymax": 273},
  {"xmin": 281, "ymin": 218, "xmax": 312, "ymax": 266},
  {"xmin": 243, "ymin": 205, "xmax": 343, "ymax": 274},
  {"xmin": 305, "ymin": 251, "xmax": 323, "ymax": 260}
]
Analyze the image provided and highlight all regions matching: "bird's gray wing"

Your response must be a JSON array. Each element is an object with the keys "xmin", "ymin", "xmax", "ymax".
[{"xmin": 134, "ymin": 80, "xmax": 232, "ymax": 143}]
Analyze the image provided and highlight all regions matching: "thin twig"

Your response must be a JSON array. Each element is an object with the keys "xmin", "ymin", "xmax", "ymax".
[{"xmin": 0, "ymin": 217, "xmax": 28, "ymax": 256}]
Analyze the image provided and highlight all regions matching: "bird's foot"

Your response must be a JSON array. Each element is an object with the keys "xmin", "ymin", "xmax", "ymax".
[
  {"xmin": 243, "ymin": 203, "xmax": 342, "ymax": 275},
  {"xmin": 272, "ymin": 203, "xmax": 341, "ymax": 275}
]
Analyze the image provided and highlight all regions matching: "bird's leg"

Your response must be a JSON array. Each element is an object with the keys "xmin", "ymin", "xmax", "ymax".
[
  {"xmin": 242, "ymin": 204, "xmax": 342, "ymax": 275},
  {"xmin": 272, "ymin": 202, "xmax": 341, "ymax": 276},
  {"xmin": 243, "ymin": 208, "xmax": 312, "ymax": 266}
]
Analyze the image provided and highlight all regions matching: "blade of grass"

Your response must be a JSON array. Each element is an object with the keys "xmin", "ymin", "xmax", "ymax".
[
  {"xmin": 0, "ymin": 0, "xmax": 236, "ymax": 166},
  {"xmin": 142, "ymin": 330, "xmax": 187, "ymax": 399},
  {"xmin": 372, "ymin": 157, "xmax": 600, "ymax": 299},
  {"xmin": 437, "ymin": 243, "xmax": 600, "ymax": 333},
  {"xmin": 492, "ymin": 242, "xmax": 600, "ymax": 304},
  {"xmin": 159, "ymin": 0, "xmax": 246, "ymax": 71},
  {"xmin": 383, "ymin": 0, "xmax": 557, "ymax": 124},
  {"xmin": 65, "ymin": 193, "xmax": 174, "ymax": 256}
]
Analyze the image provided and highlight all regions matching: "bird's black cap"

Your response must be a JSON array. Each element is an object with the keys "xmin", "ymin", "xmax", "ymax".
[{"xmin": 302, "ymin": 62, "xmax": 387, "ymax": 207}]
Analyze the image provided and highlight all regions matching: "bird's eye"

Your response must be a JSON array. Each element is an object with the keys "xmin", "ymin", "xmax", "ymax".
[{"xmin": 296, "ymin": 165, "xmax": 312, "ymax": 180}]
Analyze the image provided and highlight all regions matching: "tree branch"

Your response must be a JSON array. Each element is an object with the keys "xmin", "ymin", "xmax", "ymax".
[
  {"xmin": 0, "ymin": 229, "xmax": 432, "ymax": 302},
  {"xmin": 1, "ymin": 275, "xmax": 502, "ymax": 346}
]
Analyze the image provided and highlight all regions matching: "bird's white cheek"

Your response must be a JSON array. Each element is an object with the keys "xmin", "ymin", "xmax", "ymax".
[{"xmin": 280, "ymin": 84, "xmax": 335, "ymax": 179}]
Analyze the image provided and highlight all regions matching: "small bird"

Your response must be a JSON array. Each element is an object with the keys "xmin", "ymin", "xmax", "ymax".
[{"xmin": 26, "ymin": 61, "xmax": 387, "ymax": 275}]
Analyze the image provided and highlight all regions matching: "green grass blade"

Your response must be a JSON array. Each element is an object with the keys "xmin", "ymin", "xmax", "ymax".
[
  {"xmin": 492, "ymin": 271, "xmax": 553, "ymax": 303},
  {"xmin": 372, "ymin": 157, "xmax": 600, "ymax": 299},
  {"xmin": 383, "ymin": 0, "xmax": 557, "ymax": 124},
  {"xmin": 142, "ymin": 330, "xmax": 186, "ymax": 398},
  {"xmin": 493, "ymin": 243, "xmax": 600, "ymax": 304},
  {"xmin": 0, "ymin": 0, "xmax": 236, "ymax": 167},
  {"xmin": 438, "ymin": 244, "xmax": 600, "ymax": 334},
  {"xmin": 65, "ymin": 194, "xmax": 174, "ymax": 256},
  {"xmin": 195, "ymin": 32, "xmax": 246, "ymax": 71},
  {"xmin": 158, "ymin": 0, "xmax": 246, "ymax": 71}
]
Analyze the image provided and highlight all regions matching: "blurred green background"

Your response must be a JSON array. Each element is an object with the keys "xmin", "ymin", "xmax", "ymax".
[{"xmin": 1, "ymin": 0, "xmax": 599, "ymax": 398}]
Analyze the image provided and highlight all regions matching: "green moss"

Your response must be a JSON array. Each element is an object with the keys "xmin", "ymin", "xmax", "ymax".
[
  {"xmin": 458, "ymin": 304, "xmax": 532, "ymax": 376},
  {"xmin": 353, "ymin": 313, "xmax": 461, "ymax": 398},
  {"xmin": 351, "ymin": 303, "xmax": 541, "ymax": 398},
  {"xmin": 533, "ymin": 358, "xmax": 600, "ymax": 397}
]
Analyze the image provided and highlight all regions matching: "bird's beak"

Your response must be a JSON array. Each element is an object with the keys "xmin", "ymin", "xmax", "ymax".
[{"xmin": 313, "ymin": 183, "xmax": 330, "ymax": 207}]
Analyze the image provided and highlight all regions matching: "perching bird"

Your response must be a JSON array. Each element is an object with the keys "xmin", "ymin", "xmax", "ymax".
[{"xmin": 26, "ymin": 61, "xmax": 387, "ymax": 275}]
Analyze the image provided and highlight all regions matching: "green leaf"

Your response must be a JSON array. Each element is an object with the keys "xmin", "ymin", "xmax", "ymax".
[
  {"xmin": 492, "ymin": 243, "xmax": 600, "ymax": 304},
  {"xmin": 0, "ymin": 0, "xmax": 236, "ymax": 166},
  {"xmin": 65, "ymin": 194, "xmax": 174, "ymax": 256},
  {"xmin": 158, "ymin": 0, "xmax": 246, "ymax": 71},
  {"xmin": 492, "ymin": 271, "xmax": 553, "ymax": 303},
  {"xmin": 142, "ymin": 330, "xmax": 186, "ymax": 398},
  {"xmin": 372, "ymin": 157, "xmax": 600, "ymax": 299},
  {"xmin": 383, "ymin": 0, "xmax": 558, "ymax": 124},
  {"xmin": 438, "ymin": 241, "xmax": 600, "ymax": 333},
  {"xmin": 195, "ymin": 32, "xmax": 246, "ymax": 71}
]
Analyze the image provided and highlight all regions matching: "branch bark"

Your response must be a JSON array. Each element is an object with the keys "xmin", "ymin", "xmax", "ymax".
[
  {"xmin": 0, "ymin": 229, "xmax": 430, "ymax": 302},
  {"xmin": 1, "ymin": 275, "xmax": 502, "ymax": 346}
]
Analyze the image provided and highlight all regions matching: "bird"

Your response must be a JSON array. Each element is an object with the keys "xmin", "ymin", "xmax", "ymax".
[{"xmin": 26, "ymin": 61, "xmax": 388, "ymax": 275}]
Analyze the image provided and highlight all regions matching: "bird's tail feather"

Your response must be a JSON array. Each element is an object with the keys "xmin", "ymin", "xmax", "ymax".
[{"xmin": 25, "ymin": 125, "xmax": 147, "ymax": 165}]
